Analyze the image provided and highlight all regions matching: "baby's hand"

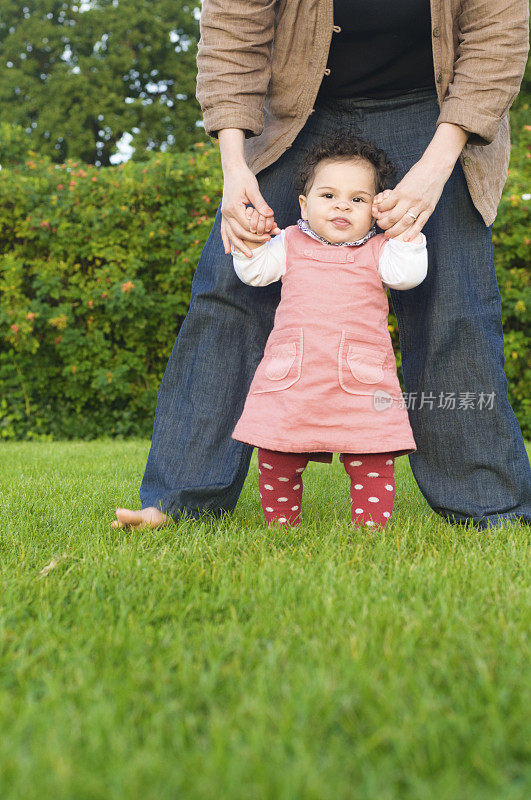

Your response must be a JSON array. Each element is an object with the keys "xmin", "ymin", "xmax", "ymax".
[
  {"xmin": 234, "ymin": 207, "xmax": 280, "ymax": 254},
  {"xmin": 373, "ymin": 189, "xmax": 423, "ymax": 243},
  {"xmin": 371, "ymin": 188, "xmax": 392, "ymax": 216},
  {"xmin": 245, "ymin": 205, "xmax": 282, "ymax": 237}
]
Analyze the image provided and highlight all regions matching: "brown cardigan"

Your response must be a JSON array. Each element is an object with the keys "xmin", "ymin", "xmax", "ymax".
[{"xmin": 195, "ymin": 0, "xmax": 529, "ymax": 227}]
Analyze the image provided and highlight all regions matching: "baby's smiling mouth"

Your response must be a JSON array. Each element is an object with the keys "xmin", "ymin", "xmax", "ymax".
[{"xmin": 330, "ymin": 217, "xmax": 350, "ymax": 226}]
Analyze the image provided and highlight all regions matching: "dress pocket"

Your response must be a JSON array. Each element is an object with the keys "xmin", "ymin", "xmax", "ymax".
[
  {"xmin": 251, "ymin": 327, "xmax": 303, "ymax": 394},
  {"xmin": 338, "ymin": 330, "xmax": 387, "ymax": 394}
]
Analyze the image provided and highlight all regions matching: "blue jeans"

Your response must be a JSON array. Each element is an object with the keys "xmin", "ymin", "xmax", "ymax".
[{"xmin": 139, "ymin": 86, "xmax": 531, "ymax": 529}]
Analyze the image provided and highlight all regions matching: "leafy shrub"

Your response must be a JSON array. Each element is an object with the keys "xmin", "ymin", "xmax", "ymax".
[
  {"xmin": 0, "ymin": 122, "xmax": 40, "ymax": 167},
  {"xmin": 0, "ymin": 142, "xmax": 221, "ymax": 439},
  {"xmin": 489, "ymin": 104, "xmax": 530, "ymax": 435}
]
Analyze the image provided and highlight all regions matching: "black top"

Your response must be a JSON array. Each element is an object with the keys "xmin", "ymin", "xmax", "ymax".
[{"xmin": 315, "ymin": 0, "xmax": 435, "ymax": 103}]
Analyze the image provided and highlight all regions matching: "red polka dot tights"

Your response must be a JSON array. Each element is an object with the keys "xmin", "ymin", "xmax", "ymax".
[{"xmin": 257, "ymin": 448, "xmax": 395, "ymax": 529}]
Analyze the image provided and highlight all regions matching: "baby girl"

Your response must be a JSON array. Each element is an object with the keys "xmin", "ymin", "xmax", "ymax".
[{"xmin": 230, "ymin": 132, "xmax": 428, "ymax": 529}]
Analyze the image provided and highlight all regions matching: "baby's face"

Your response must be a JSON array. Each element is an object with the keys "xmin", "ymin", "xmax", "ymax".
[{"xmin": 299, "ymin": 159, "xmax": 377, "ymax": 243}]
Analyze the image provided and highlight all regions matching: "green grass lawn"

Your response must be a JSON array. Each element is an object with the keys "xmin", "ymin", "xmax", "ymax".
[{"xmin": 0, "ymin": 439, "xmax": 529, "ymax": 800}]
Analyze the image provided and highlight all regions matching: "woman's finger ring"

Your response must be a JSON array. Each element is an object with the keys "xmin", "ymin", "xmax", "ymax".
[{"xmin": 405, "ymin": 210, "xmax": 418, "ymax": 221}]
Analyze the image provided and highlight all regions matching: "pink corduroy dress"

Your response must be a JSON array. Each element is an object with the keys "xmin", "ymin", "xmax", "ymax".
[{"xmin": 231, "ymin": 224, "xmax": 417, "ymax": 463}]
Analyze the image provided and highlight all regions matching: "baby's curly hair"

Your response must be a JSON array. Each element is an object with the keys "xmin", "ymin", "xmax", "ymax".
[{"xmin": 293, "ymin": 130, "xmax": 397, "ymax": 198}]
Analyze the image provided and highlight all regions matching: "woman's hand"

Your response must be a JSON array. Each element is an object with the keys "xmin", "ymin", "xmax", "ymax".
[
  {"xmin": 220, "ymin": 164, "xmax": 282, "ymax": 257},
  {"xmin": 372, "ymin": 123, "xmax": 469, "ymax": 241},
  {"xmin": 371, "ymin": 158, "xmax": 452, "ymax": 242}
]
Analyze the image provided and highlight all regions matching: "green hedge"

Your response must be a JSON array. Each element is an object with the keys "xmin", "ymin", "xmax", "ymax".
[
  {"xmin": 488, "ymin": 104, "xmax": 530, "ymax": 437},
  {"xmin": 0, "ymin": 140, "xmax": 222, "ymax": 439},
  {"xmin": 0, "ymin": 109, "xmax": 529, "ymax": 440}
]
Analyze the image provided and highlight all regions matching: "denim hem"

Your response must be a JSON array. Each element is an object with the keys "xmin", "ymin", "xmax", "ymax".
[
  {"xmin": 433, "ymin": 508, "xmax": 530, "ymax": 530},
  {"xmin": 142, "ymin": 442, "xmax": 254, "ymax": 522},
  {"xmin": 140, "ymin": 501, "xmax": 233, "ymax": 525}
]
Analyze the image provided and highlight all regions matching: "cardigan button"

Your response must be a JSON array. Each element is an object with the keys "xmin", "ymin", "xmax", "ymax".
[
  {"xmin": 324, "ymin": 68, "xmax": 331, "ymax": 76},
  {"xmin": 432, "ymin": 27, "xmax": 440, "ymax": 37},
  {"xmin": 463, "ymin": 156, "xmax": 471, "ymax": 165},
  {"xmin": 436, "ymin": 71, "xmax": 442, "ymax": 83}
]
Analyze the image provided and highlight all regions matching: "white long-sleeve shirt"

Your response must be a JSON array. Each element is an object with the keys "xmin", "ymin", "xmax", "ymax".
[{"xmin": 232, "ymin": 229, "xmax": 428, "ymax": 291}]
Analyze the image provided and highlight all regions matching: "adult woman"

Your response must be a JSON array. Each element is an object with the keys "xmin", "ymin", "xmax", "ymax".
[{"xmin": 113, "ymin": 0, "xmax": 530, "ymax": 530}]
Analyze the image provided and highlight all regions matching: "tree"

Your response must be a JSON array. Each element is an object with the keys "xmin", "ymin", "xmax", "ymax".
[{"xmin": 0, "ymin": 0, "xmax": 205, "ymax": 165}]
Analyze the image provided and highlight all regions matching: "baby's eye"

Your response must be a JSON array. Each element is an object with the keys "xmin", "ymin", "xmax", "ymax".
[{"xmin": 322, "ymin": 193, "xmax": 364, "ymax": 202}]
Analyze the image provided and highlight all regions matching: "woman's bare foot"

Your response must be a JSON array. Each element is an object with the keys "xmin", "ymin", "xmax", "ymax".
[{"xmin": 111, "ymin": 506, "xmax": 170, "ymax": 530}]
